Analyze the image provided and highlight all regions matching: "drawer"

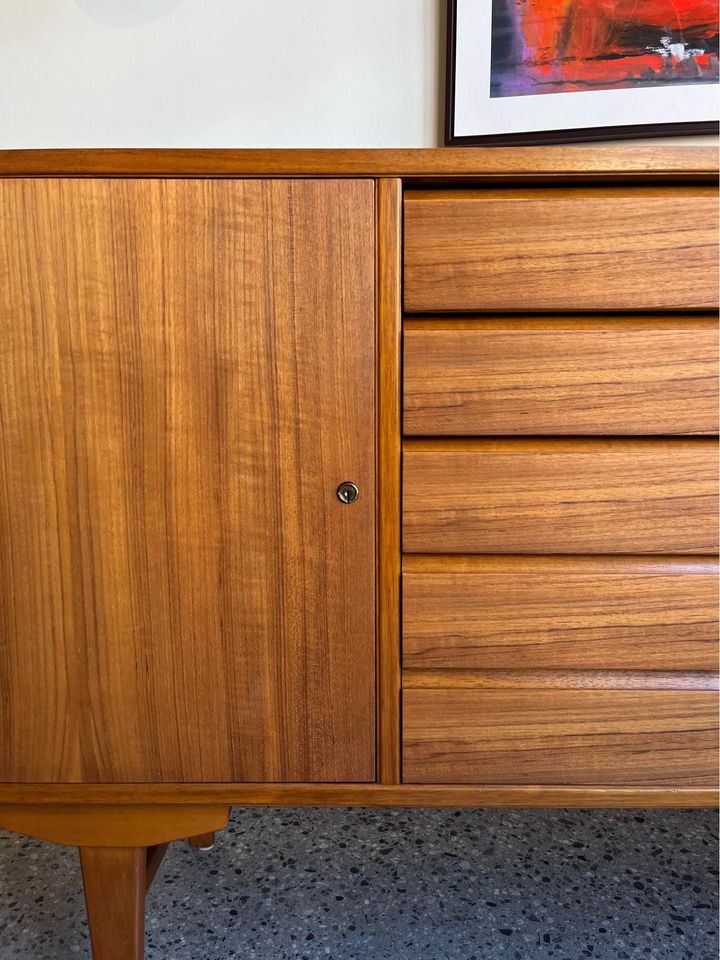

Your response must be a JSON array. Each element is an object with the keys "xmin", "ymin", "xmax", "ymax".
[
  {"xmin": 403, "ymin": 439, "xmax": 718, "ymax": 555},
  {"xmin": 404, "ymin": 318, "xmax": 719, "ymax": 436},
  {"xmin": 404, "ymin": 187, "xmax": 720, "ymax": 313},
  {"xmin": 403, "ymin": 556, "xmax": 719, "ymax": 671},
  {"xmin": 402, "ymin": 688, "xmax": 720, "ymax": 785}
]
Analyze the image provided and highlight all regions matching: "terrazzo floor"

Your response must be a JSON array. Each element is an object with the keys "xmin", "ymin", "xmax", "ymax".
[{"xmin": 0, "ymin": 807, "xmax": 717, "ymax": 959}]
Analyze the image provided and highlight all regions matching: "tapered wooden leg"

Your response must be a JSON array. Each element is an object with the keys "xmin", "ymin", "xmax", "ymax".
[
  {"xmin": 0, "ymin": 803, "xmax": 230, "ymax": 959},
  {"xmin": 145, "ymin": 843, "xmax": 169, "ymax": 893},
  {"xmin": 80, "ymin": 847, "xmax": 146, "ymax": 960},
  {"xmin": 188, "ymin": 831, "xmax": 216, "ymax": 850}
]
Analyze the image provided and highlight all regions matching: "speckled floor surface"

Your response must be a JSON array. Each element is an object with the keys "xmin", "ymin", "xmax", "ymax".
[{"xmin": 0, "ymin": 807, "xmax": 717, "ymax": 959}]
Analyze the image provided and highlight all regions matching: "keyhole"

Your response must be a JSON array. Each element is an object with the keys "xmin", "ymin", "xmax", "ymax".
[{"xmin": 337, "ymin": 481, "xmax": 359, "ymax": 504}]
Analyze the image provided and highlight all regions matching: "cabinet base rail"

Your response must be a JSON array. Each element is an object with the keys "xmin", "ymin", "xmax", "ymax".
[{"xmin": 0, "ymin": 784, "xmax": 717, "ymax": 807}]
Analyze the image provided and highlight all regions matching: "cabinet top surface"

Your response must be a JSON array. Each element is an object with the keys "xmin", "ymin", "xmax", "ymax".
[{"xmin": 0, "ymin": 146, "xmax": 716, "ymax": 179}]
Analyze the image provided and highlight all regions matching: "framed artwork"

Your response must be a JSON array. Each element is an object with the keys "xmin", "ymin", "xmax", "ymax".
[{"xmin": 446, "ymin": 0, "xmax": 720, "ymax": 144}]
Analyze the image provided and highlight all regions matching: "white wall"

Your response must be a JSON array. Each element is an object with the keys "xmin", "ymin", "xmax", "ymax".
[
  {"xmin": 0, "ymin": 0, "xmax": 442, "ymax": 148},
  {"xmin": 0, "ymin": 0, "xmax": 713, "ymax": 148}
]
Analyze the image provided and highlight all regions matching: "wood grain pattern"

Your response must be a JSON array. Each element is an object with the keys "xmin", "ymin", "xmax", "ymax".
[
  {"xmin": 81, "ymin": 847, "xmax": 146, "ymax": 960},
  {"xmin": 0, "ymin": 177, "xmax": 376, "ymax": 783},
  {"xmin": 0, "ymin": 146, "xmax": 715, "ymax": 180},
  {"xmin": 403, "ymin": 556, "xmax": 719, "ymax": 671},
  {"xmin": 376, "ymin": 180, "xmax": 402, "ymax": 785},
  {"xmin": 403, "ymin": 317, "xmax": 719, "ymax": 436},
  {"xmin": 0, "ymin": 804, "xmax": 230, "ymax": 846},
  {"xmin": 0, "ymin": 784, "xmax": 716, "ymax": 807},
  {"xmin": 403, "ymin": 689, "xmax": 720, "ymax": 785},
  {"xmin": 404, "ymin": 187, "xmax": 720, "ymax": 312},
  {"xmin": 403, "ymin": 440, "xmax": 719, "ymax": 555},
  {"xmin": 403, "ymin": 671, "xmax": 719, "ymax": 690}
]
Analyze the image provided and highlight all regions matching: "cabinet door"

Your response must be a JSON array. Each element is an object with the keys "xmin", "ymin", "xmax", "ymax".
[{"xmin": 0, "ymin": 178, "xmax": 376, "ymax": 783}]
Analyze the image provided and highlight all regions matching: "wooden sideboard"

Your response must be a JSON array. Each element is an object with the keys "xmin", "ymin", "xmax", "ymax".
[{"xmin": 0, "ymin": 147, "xmax": 717, "ymax": 959}]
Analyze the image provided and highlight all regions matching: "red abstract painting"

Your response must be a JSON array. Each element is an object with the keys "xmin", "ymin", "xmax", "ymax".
[{"xmin": 491, "ymin": 0, "xmax": 720, "ymax": 96}]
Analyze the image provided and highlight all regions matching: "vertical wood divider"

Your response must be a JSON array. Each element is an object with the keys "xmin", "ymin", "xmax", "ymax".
[{"xmin": 376, "ymin": 178, "xmax": 402, "ymax": 783}]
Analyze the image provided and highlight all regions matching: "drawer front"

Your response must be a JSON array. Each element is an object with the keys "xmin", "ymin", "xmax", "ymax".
[
  {"xmin": 403, "ymin": 688, "xmax": 720, "ymax": 785},
  {"xmin": 404, "ymin": 187, "xmax": 720, "ymax": 313},
  {"xmin": 404, "ymin": 318, "xmax": 719, "ymax": 436},
  {"xmin": 403, "ymin": 557, "xmax": 719, "ymax": 671},
  {"xmin": 403, "ymin": 440, "xmax": 719, "ymax": 555}
]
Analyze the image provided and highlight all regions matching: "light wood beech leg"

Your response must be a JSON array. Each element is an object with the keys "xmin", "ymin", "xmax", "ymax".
[{"xmin": 80, "ymin": 847, "xmax": 146, "ymax": 960}]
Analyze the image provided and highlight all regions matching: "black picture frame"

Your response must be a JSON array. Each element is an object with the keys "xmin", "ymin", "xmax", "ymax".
[{"xmin": 445, "ymin": 0, "xmax": 720, "ymax": 146}]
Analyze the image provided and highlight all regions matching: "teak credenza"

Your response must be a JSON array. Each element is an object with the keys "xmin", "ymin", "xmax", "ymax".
[{"xmin": 0, "ymin": 147, "xmax": 718, "ymax": 959}]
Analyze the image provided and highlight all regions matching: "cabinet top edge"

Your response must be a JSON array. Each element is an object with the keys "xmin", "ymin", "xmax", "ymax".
[{"xmin": 0, "ymin": 146, "xmax": 716, "ymax": 180}]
